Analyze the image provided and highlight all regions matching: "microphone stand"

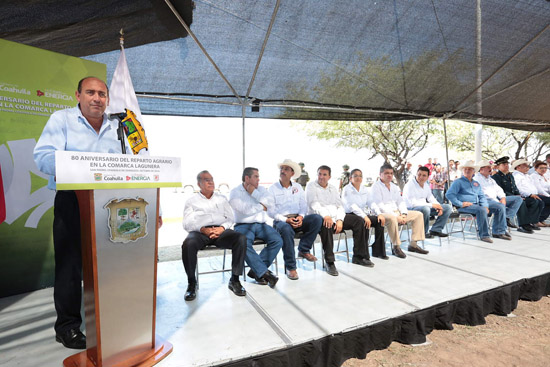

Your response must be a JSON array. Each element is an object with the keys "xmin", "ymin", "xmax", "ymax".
[{"xmin": 115, "ymin": 117, "xmax": 127, "ymax": 154}]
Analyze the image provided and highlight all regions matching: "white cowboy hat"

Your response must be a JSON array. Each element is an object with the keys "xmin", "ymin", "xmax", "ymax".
[
  {"xmin": 277, "ymin": 159, "xmax": 302, "ymax": 179},
  {"xmin": 511, "ymin": 158, "xmax": 529, "ymax": 171},
  {"xmin": 460, "ymin": 160, "xmax": 478, "ymax": 170},
  {"xmin": 476, "ymin": 160, "xmax": 492, "ymax": 171}
]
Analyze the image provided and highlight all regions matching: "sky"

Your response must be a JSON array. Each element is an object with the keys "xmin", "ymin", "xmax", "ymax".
[{"xmin": 144, "ymin": 116, "xmax": 465, "ymax": 191}]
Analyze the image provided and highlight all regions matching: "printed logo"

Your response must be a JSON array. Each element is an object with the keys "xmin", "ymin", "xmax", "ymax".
[
  {"xmin": 126, "ymin": 176, "xmax": 131, "ymax": 181},
  {"xmin": 36, "ymin": 90, "xmax": 44, "ymax": 97},
  {"xmin": 104, "ymin": 175, "xmax": 123, "ymax": 181},
  {"xmin": 94, "ymin": 173, "xmax": 102, "ymax": 181},
  {"xmin": 154, "ymin": 175, "xmax": 159, "ymax": 181},
  {"xmin": 0, "ymin": 83, "xmax": 31, "ymax": 95},
  {"xmin": 104, "ymin": 197, "xmax": 148, "ymax": 243}
]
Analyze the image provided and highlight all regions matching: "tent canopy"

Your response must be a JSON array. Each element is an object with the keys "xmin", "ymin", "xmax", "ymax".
[{"xmin": 2, "ymin": 0, "xmax": 550, "ymax": 131}]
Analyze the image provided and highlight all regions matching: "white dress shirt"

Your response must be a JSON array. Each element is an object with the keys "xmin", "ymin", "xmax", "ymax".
[
  {"xmin": 306, "ymin": 180, "xmax": 345, "ymax": 221},
  {"xmin": 512, "ymin": 171, "xmax": 538, "ymax": 197},
  {"xmin": 182, "ymin": 192, "xmax": 234, "ymax": 232},
  {"xmin": 474, "ymin": 172, "xmax": 506, "ymax": 201},
  {"xmin": 530, "ymin": 172, "xmax": 550, "ymax": 197},
  {"xmin": 268, "ymin": 181, "xmax": 307, "ymax": 222},
  {"xmin": 402, "ymin": 177, "xmax": 438, "ymax": 209},
  {"xmin": 341, "ymin": 183, "xmax": 370, "ymax": 217},
  {"xmin": 368, "ymin": 179, "xmax": 408, "ymax": 215},
  {"xmin": 229, "ymin": 184, "xmax": 273, "ymax": 224}
]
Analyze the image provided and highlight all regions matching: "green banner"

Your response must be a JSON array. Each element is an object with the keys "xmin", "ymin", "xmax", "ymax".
[{"xmin": 0, "ymin": 38, "xmax": 106, "ymax": 297}]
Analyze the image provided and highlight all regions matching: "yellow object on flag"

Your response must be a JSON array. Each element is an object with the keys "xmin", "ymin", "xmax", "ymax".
[{"xmin": 120, "ymin": 108, "xmax": 149, "ymax": 154}]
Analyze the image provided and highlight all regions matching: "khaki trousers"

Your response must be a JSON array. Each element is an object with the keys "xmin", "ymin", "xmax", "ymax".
[{"xmin": 382, "ymin": 210, "xmax": 425, "ymax": 246}]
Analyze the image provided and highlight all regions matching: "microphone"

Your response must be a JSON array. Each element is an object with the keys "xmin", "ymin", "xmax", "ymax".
[{"xmin": 108, "ymin": 112, "xmax": 127, "ymax": 121}]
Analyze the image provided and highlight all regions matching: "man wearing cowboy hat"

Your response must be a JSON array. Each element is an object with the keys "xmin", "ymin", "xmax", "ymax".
[
  {"xmin": 512, "ymin": 159, "xmax": 550, "ymax": 228},
  {"xmin": 492, "ymin": 156, "xmax": 543, "ymax": 233},
  {"xmin": 446, "ymin": 160, "xmax": 499, "ymax": 243},
  {"xmin": 474, "ymin": 160, "xmax": 523, "ymax": 233},
  {"xmin": 268, "ymin": 159, "xmax": 323, "ymax": 280}
]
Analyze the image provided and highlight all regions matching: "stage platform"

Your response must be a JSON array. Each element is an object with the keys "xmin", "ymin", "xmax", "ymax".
[{"xmin": 2, "ymin": 227, "xmax": 550, "ymax": 367}]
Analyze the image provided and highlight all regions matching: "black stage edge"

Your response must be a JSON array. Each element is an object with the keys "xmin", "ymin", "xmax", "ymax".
[{"xmin": 221, "ymin": 272, "xmax": 550, "ymax": 367}]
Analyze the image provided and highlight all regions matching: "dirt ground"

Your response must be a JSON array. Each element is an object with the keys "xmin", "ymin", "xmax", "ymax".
[{"xmin": 343, "ymin": 296, "xmax": 550, "ymax": 367}]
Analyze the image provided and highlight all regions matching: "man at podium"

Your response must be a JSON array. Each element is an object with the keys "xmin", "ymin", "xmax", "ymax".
[{"xmin": 34, "ymin": 77, "xmax": 131, "ymax": 350}]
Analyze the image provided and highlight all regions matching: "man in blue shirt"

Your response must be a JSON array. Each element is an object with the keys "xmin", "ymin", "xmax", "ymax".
[
  {"xmin": 446, "ymin": 160, "xmax": 509, "ymax": 243},
  {"xmin": 34, "ymin": 77, "xmax": 130, "ymax": 350}
]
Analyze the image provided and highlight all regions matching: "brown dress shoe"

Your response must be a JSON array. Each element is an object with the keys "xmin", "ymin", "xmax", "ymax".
[
  {"xmin": 286, "ymin": 269, "xmax": 299, "ymax": 280},
  {"xmin": 298, "ymin": 251, "xmax": 317, "ymax": 262},
  {"xmin": 392, "ymin": 246, "xmax": 407, "ymax": 258},
  {"xmin": 408, "ymin": 245, "xmax": 429, "ymax": 255}
]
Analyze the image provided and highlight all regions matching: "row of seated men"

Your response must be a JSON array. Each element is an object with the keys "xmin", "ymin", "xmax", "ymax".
[
  {"xmin": 446, "ymin": 157, "xmax": 550, "ymax": 243},
  {"xmin": 180, "ymin": 159, "xmax": 449, "ymax": 301}
]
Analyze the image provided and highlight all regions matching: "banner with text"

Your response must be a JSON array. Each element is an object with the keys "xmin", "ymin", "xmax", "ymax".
[
  {"xmin": 55, "ymin": 151, "xmax": 182, "ymax": 189},
  {"xmin": 0, "ymin": 38, "xmax": 106, "ymax": 297}
]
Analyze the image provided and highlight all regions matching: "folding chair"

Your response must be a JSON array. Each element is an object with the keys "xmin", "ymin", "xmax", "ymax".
[{"xmin": 243, "ymin": 238, "xmax": 279, "ymax": 282}]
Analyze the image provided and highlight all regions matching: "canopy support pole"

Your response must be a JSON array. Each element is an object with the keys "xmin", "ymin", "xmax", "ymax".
[
  {"xmin": 443, "ymin": 118, "xmax": 450, "ymax": 181},
  {"xmin": 245, "ymin": 0, "xmax": 281, "ymax": 99},
  {"xmin": 242, "ymin": 104, "xmax": 246, "ymax": 169},
  {"xmin": 475, "ymin": 0, "xmax": 482, "ymax": 162},
  {"xmin": 164, "ymin": 0, "xmax": 242, "ymax": 104}
]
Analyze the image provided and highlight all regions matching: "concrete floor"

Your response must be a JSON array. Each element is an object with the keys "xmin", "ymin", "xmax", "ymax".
[{"xmin": 2, "ymin": 226, "xmax": 550, "ymax": 367}]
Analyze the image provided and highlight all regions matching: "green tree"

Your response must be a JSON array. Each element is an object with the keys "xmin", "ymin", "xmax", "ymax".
[
  {"xmin": 302, "ymin": 119, "xmax": 437, "ymax": 189},
  {"xmin": 444, "ymin": 121, "xmax": 550, "ymax": 161}
]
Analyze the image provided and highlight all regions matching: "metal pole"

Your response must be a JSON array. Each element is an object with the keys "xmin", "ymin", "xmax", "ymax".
[
  {"xmin": 443, "ymin": 118, "xmax": 450, "ymax": 178},
  {"xmin": 242, "ymin": 103, "xmax": 246, "ymax": 169},
  {"xmin": 475, "ymin": 0, "xmax": 483, "ymax": 162}
]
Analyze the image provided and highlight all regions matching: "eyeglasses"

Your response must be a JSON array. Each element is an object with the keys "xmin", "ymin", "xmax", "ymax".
[{"xmin": 352, "ymin": 175, "xmax": 363, "ymax": 178}]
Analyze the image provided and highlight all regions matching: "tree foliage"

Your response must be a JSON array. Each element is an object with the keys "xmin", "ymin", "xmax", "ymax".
[
  {"xmin": 302, "ymin": 119, "xmax": 437, "ymax": 189},
  {"xmin": 444, "ymin": 121, "xmax": 550, "ymax": 161}
]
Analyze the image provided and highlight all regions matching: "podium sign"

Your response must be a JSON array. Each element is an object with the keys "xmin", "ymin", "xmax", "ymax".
[{"xmin": 56, "ymin": 152, "xmax": 180, "ymax": 367}]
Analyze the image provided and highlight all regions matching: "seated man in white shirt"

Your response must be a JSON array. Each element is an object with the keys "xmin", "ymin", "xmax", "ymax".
[
  {"xmin": 268, "ymin": 159, "xmax": 323, "ymax": 280},
  {"xmin": 342, "ymin": 168, "xmax": 387, "ymax": 261},
  {"xmin": 305, "ymin": 165, "xmax": 347, "ymax": 276},
  {"xmin": 474, "ymin": 160, "xmax": 522, "ymax": 232},
  {"xmin": 182, "ymin": 170, "xmax": 247, "ymax": 301},
  {"xmin": 230, "ymin": 167, "xmax": 283, "ymax": 288},
  {"xmin": 369, "ymin": 164, "xmax": 427, "ymax": 258},
  {"xmin": 527, "ymin": 160, "xmax": 550, "ymax": 227},
  {"xmin": 403, "ymin": 166, "xmax": 452, "ymax": 238},
  {"xmin": 512, "ymin": 159, "xmax": 550, "ymax": 228}
]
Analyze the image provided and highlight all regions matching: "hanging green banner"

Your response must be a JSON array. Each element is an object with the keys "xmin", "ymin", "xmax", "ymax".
[{"xmin": 0, "ymin": 38, "xmax": 106, "ymax": 297}]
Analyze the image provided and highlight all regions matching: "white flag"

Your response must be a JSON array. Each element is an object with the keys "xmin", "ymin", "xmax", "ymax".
[
  {"xmin": 106, "ymin": 45, "xmax": 143, "ymax": 122},
  {"xmin": 107, "ymin": 45, "xmax": 149, "ymax": 155}
]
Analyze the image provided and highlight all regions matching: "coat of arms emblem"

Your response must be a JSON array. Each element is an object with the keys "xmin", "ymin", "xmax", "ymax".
[{"xmin": 104, "ymin": 197, "xmax": 148, "ymax": 243}]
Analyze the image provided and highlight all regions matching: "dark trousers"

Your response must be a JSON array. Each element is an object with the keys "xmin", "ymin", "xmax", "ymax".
[
  {"xmin": 181, "ymin": 229, "xmax": 247, "ymax": 284},
  {"xmin": 343, "ymin": 214, "xmax": 386, "ymax": 259},
  {"xmin": 365, "ymin": 215, "xmax": 387, "ymax": 258},
  {"xmin": 516, "ymin": 196, "xmax": 544, "ymax": 225},
  {"xmin": 343, "ymin": 214, "xmax": 367, "ymax": 259},
  {"xmin": 538, "ymin": 196, "xmax": 550, "ymax": 222},
  {"xmin": 53, "ymin": 190, "xmax": 82, "ymax": 334}
]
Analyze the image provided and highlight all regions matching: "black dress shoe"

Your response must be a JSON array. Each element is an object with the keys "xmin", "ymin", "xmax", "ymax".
[
  {"xmin": 493, "ymin": 234, "xmax": 512, "ymax": 240},
  {"xmin": 326, "ymin": 262, "xmax": 339, "ymax": 276},
  {"xmin": 506, "ymin": 219, "xmax": 518, "ymax": 229},
  {"xmin": 425, "ymin": 233, "xmax": 434, "ymax": 239},
  {"xmin": 184, "ymin": 283, "xmax": 197, "ymax": 301},
  {"xmin": 373, "ymin": 255, "xmax": 390, "ymax": 260},
  {"xmin": 392, "ymin": 246, "xmax": 407, "ymax": 259},
  {"xmin": 430, "ymin": 231, "xmax": 449, "ymax": 237},
  {"xmin": 262, "ymin": 270, "xmax": 279, "ymax": 288},
  {"xmin": 228, "ymin": 279, "xmax": 246, "ymax": 296},
  {"xmin": 518, "ymin": 226, "xmax": 534, "ymax": 234},
  {"xmin": 247, "ymin": 269, "xmax": 268, "ymax": 285},
  {"xmin": 408, "ymin": 245, "xmax": 429, "ymax": 254},
  {"xmin": 352, "ymin": 257, "xmax": 375, "ymax": 267},
  {"xmin": 531, "ymin": 224, "xmax": 541, "ymax": 231},
  {"xmin": 56, "ymin": 328, "xmax": 86, "ymax": 350}
]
